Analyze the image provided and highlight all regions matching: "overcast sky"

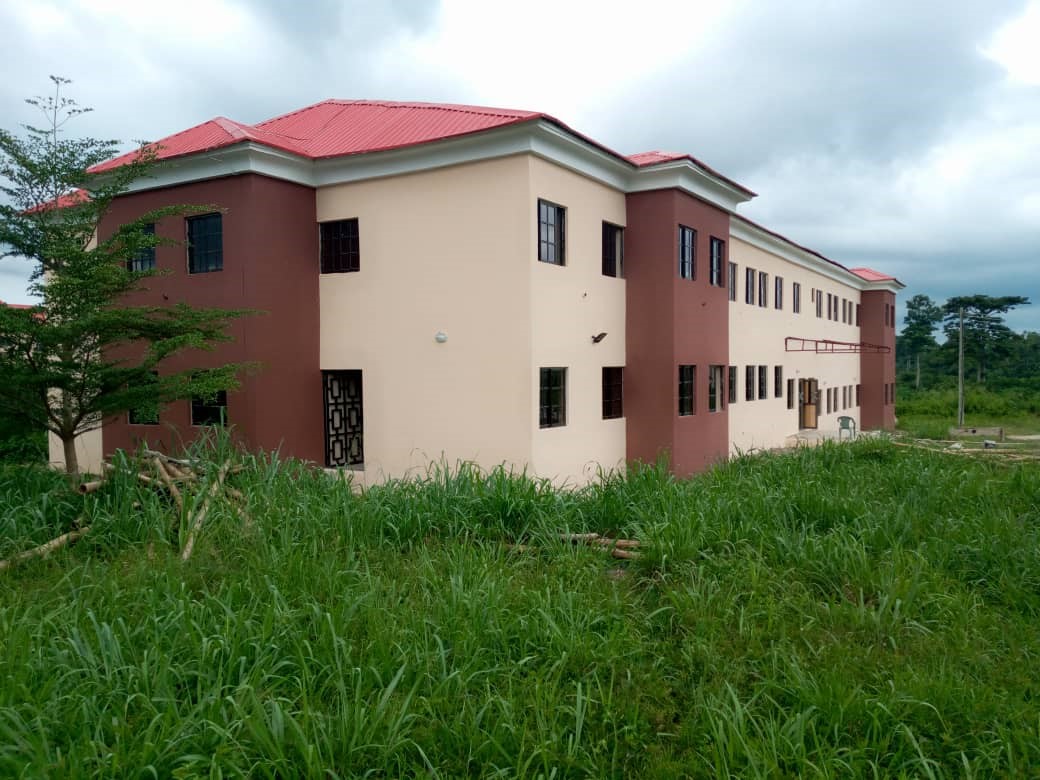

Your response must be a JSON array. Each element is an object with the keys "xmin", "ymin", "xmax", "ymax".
[{"xmin": 1, "ymin": 0, "xmax": 1037, "ymax": 331}]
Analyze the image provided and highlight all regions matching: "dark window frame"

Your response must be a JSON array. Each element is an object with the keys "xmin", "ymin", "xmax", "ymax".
[
  {"xmin": 816, "ymin": 290, "xmax": 823, "ymax": 318},
  {"xmin": 323, "ymin": 370, "xmax": 364, "ymax": 467},
  {"xmin": 128, "ymin": 370, "xmax": 160, "ymax": 425},
  {"xmin": 601, "ymin": 222, "xmax": 624, "ymax": 278},
  {"xmin": 191, "ymin": 389, "xmax": 227, "ymax": 426},
  {"xmin": 745, "ymin": 267, "xmax": 756, "ymax": 305},
  {"xmin": 320, "ymin": 218, "xmax": 361, "ymax": 274},
  {"xmin": 538, "ymin": 199, "xmax": 566, "ymax": 265},
  {"xmin": 775, "ymin": 276, "xmax": 783, "ymax": 310},
  {"xmin": 539, "ymin": 367, "xmax": 567, "ymax": 427},
  {"xmin": 709, "ymin": 237, "xmax": 725, "ymax": 287},
  {"xmin": 678, "ymin": 365, "xmax": 696, "ymax": 416},
  {"xmin": 745, "ymin": 365, "xmax": 755, "ymax": 401},
  {"xmin": 787, "ymin": 378, "xmax": 795, "ymax": 409},
  {"xmin": 758, "ymin": 365, "xmax": 768, "ymax": 400},
  {"xmin": 793, "ymin": 282, "xmax": 801, "ymax": 314},
  {"xmin": 728, "ymin": 366, "xmax": 738, "ymax": 404},
  {"xmin": 774, "ymin": 366, "xmax": 783, "ymax": 398},
  {"xmin": 602, "ymin": 366, "xmax": 624, "ymax": 419},
  {"xmin": 728, "ymin": 262, "xmax": 737, "ymax": 301},
  {"xmin": 186, "ymin": 213, "xmax": 223, "ymax": 274},
  {"xmin": 129, "ymin": 223, "xmax": 156, "ymax": 272},
  {"xmin": 758, "ymin": 271, "xmax": 768, "ymax": 308},
  {"xmin": 678, "ymin": 225, "xmax": 696, "ymax": 280},
  {"xmin": 708, "ymin": 364, "xmax": 725, "ymax": 412}
]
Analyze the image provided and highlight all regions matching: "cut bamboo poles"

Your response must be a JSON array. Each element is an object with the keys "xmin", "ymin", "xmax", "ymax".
[
  {"xmin": 0, "ymin": 524, "xmax": 90, "ymax": 572},
  {"xmin": 80, "ymin": 448, "xmax": 253, "ymax": 562}
]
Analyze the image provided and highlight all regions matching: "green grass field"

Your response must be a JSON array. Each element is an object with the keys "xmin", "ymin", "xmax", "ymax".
[{"xmin": 2, "ymin": 439, "xmax": 1039, "ymax": 777}]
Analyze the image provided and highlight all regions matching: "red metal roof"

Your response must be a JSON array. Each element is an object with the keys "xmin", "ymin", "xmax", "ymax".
[
  {"xmin": 90, "ymin": 100, "xmax": 545, "ymax": 172},
  {"xmin": 0, "ymin": 300, "xmax": 34, "ymax": 309},
  {"xmin": 627, "ymin": 151, "xmax": 690, "ymax": 166},
  {"xmin": 24, "ymin": 189, "xmax": 90, "ymax": 213},
  {"xmin": 849, "ymin": 267, "xmax": 897, "ymax": 282},
  {"xmin": 87, "ymin": 99, "xmax": 755, "ymax": 196},
  {"xmin": 628, "ymin": 151, "xmax": 757, "ymax": 196}
]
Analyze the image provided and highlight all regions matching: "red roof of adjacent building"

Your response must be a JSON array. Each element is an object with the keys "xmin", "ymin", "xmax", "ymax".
[
  {"xmin": 24, "ymin": 188, "xmax": 90, "ymax": 213},
  {"xmin": 0, "ymin": 300, "xmax": 34, "ymax": 310},
  {"xmin": 849, "ymin": 267, "xmax": 897, "ymax": 282},
  {"xmin": 87, "ymin": 99, "xmax": 755, "ymax": 195}
]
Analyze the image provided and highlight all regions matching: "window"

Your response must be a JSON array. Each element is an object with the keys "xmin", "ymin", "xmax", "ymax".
[
  {"xmin": 774, "ymin": 366, "xmax": 783, "ymax": 398},
  {"xmin": 793, "ymin": 282, "xmax": 801, "ymax": 313},
  {"xmin": 787, "ymin": 378, "xmax": 795, "ymax": 409},
  {"xmin": 323, "ymin": 370, "xmax": 364, "ymax": 467},
  {"xmin": 709, "ymin": 237, "xmax": 725, "ymax": 287},
  {"xmin": 827, "ymin": 293, "xmax": 833, "ymax": 321},
  {"xmin": 856, "ymin": 304, "xmax": 861, "ymax": 326},
  {"xmin": 191, "ymin": 390, "xmax": 227, "ymax": 426},
  {"xmin": 745, "ymin": 268, "xmax": 756, "ymax": 304},
  {"xmin": 539, "ymin": 367, "xmax": 567, "ymax": 427},
  {"xmin": 825, "ymin": 388, "xmax": 831, "ymax": 415},
  {"xmin": 320, "ymin": 218, "xmax": 360, "ymax": 274},
  {"xmin": 758, "ymin": 365, "xmax": 767, "ymax": 400},
  {"xmin": 602, "ymin": 222, "xmax": 623, "ymax": 278},
  {"xmin": 187, "ymin": 213, "xmax": 222, "ymax": 274},
  {"xmin": 678, "ymin": 225, "xmax": 695, "ymax": 280},
  {"xmin": 709, "ymin": 365, "xmax": 725, "ymax": 412},
  {"xmin": 129, "ymin": 223, "xmax": 155, "ymax": 272},
  {"xmin": 816, "ymin": 290, "xmax": 823, "ymax": 318},
  {"xmin": 602, "ymin": 366, "xmax": 623, "ymax": 419},
  {"xmin": 856, "ymin": 384, "xmax": 862, "ymax": 406},
  {"xmin": 728, "ymin": 366, "xmax": 738, "ymax": 404},
  {"xmin": 884, "ymin": 303, "xmax": 890, "ymax": 328},
  {"xmin": 678, "ymin": 365, "xmax": 696, "ymax": 415},
  {"xmin": 745, "ymin": 366, "xmax": 755, "ymax": 401},
  {"xmin": 728, "ymin": 262, "xmax": 737, "ymax": 301},
  {"xmin": 538, "ymin": 200, "xmax": 566, "ymax": 265},
  {"xmin": 775, "ymin": 277, "xmax": 783, "ymax": 310},
  {"xmin": 128, "ymin": 371, "xmax": 159, "ymax": 425},
  {"xmin": 842, "ymin": 386, "xmax": 847, "ymax": 409},
  {"xmin": 758, "ymin": 272, "xmax": 768, "ymax": 308}
]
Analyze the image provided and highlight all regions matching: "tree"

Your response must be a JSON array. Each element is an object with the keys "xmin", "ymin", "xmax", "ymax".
[
  {"xmin": 898, "ymin": 293, "xmax": 943, "ymax": 389},
  {"xmin": 0, "ymin": 77, "xmax": 252, "ymax": 476},
  {"xmin": 941, "ymin": 294, "xmax": 1031, "ymax": 384}
]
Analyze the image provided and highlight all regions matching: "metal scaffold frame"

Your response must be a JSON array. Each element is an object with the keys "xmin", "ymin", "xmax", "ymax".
[{"xmin": 785, "ymin": 337, "xmax": 890, "ymax": 354}]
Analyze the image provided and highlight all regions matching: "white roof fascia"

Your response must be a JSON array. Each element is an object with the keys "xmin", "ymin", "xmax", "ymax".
[{"xmin": 731, "ymin": 218, "xmax": 871, "ymax": 291}]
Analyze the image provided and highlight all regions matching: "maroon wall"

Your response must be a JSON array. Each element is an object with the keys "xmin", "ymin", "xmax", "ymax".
[
  {"xmin": 859, "ymin": 290, "xmax": 897, "ymax": 430},
  {"xmin": 101, "ymin": 173, "xmax": 324, "ymax": 462},
  {"xmin": 625, "ymin": 189, "xmax": 730, "ymax": 476}
]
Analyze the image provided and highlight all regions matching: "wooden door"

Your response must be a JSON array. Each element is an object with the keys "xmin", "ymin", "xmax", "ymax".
[{"xmin": 800, "ymin": 379, "xmax": 818, "ymax": 429}]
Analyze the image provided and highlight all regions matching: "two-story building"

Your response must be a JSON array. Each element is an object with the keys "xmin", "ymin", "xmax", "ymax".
[{"xmin": 50, "ymin": 100, "xmax": 902, "ymax": 483}]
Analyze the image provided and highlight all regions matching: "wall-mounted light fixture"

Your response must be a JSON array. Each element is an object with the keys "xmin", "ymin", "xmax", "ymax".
[
  {"xmin": 435, "ymin": 331, "xmax": 448, "ymax": 343},
  {"xmin": 591, "ymin": 332, "xmax": 608, "ymax": 344}
]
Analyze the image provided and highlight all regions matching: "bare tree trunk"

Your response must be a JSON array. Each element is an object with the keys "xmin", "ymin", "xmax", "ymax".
[{"xmin": 61, "ymin": 434, "xmax": 79, "ymax": 477}]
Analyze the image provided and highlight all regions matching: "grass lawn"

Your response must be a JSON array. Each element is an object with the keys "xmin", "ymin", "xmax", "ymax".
[{"xmin": 2, "ymin": 439, "xmax": 1039, "ymax": 777}]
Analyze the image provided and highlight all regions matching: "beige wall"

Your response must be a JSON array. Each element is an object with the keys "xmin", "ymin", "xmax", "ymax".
[
  {"xmin": 48, "ymin": 425, "xmax": 103, "ymax": 475},
  {"xmin": 728, "ymin": 238, "xmax": 862, "ymax": 453},
  {"xmin": 528, "ymin": 156, "xmax": 627, "ymax": 484},
  {"xmin": 318, "ymin": 153, "xmax": 627, "ymax": 486},
  {"xmin": 318, "ymin": 155, "xmax": 534, "ymax": 484}
]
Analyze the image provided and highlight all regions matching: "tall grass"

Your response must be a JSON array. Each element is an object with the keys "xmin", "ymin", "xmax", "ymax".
[{"xmin": 1, "ymin": 439, "xmax": 1039, "ymax": 776}]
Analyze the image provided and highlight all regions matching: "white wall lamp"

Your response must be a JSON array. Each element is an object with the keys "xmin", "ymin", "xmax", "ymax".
[{"xmin": 434, "ymin": 331, "xmax": 448, "ymax": 343}]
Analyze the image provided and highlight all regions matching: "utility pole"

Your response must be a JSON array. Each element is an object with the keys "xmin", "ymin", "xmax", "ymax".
[{"xmin": 957, "ymin": 307, "xmax": 965, "ymax": 427}]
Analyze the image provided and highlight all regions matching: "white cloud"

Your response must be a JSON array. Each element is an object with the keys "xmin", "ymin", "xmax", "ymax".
[{"xmin": 983, "ymin": 0, "xmax": 1040, "ymax": 84}]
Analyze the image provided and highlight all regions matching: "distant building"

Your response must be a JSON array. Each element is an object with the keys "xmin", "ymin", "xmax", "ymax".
[{"xmin": 51, "ymin": 100, "xmax": 902, "ymax": 482}]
